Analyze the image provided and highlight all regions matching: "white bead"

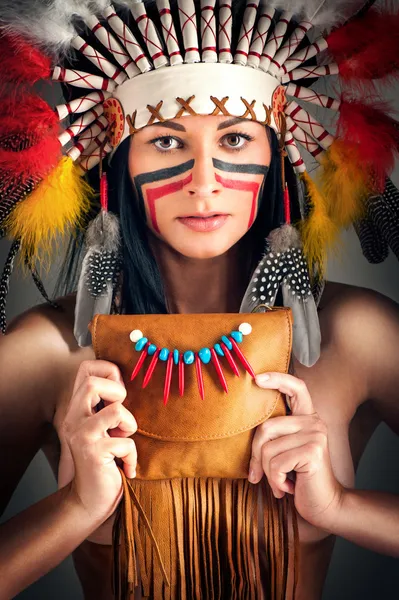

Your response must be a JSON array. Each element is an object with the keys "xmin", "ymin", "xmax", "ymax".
[
  {"xmin": 129, "ymin": 329, "xmax": 143, "ymax": 343},
  {"xmin": 239, "ymin": 322, "xmax": 252, "ymax": 336}
]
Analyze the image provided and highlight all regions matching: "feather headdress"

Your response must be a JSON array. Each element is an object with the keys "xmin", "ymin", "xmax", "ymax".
[{"xmin": 0, "ymin": 0, "xmax": 398, "ymax": 365}]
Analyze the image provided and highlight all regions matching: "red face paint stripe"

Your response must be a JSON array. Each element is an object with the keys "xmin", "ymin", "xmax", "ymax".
[
  {"xmin": 215, "ymin": 173, "xmax": 260, "ymax": 229},
  {"xmin": 146, "ymin": 174, "xmax": 193, "ymax": 232}
]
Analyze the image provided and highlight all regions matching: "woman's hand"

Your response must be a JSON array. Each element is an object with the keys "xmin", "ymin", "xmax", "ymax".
[
  {"xmin": 249, "ymin": 372, "xmax": 344, "ymax": 529},
  {"xmin": 57, "ymin": 360, "xmax": 137, "ymax": 525}
]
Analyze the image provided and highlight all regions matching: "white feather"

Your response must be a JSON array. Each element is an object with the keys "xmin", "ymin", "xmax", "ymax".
[
  {"xmin": 0, "ymin": 0, "xmax": 114, "ymax": 55},
  {"xmin": 265, "ymin": 0, "xmax": 368, "ymax": 28},
  {"xmin": 0, "ymin": 0, "xmax": 76, "ymax": 53}
]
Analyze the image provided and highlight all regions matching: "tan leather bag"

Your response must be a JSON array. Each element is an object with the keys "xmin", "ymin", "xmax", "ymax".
[{"xmin": 89, "ymin": 309, "xmax": 298, "ymax": 600}]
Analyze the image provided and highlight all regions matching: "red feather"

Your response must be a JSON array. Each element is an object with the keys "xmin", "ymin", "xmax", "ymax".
[
  {"xmin": 0, "ymin": 136, "xmax": 61, "ymax": 189},
  {"xmin": 0, "ymin": 94, "xmax": 58, "ymax": 135},
  {"xmin": 338, "ymin": 98, "xmax": 399, "ymax": 192},
  {"xmin": 327, "ymin": 8, "xmax": 380, "ymax": 62},
  {"xmin": 0, "ymin": 91, "xmax": 61, "ymax": 189},
  {"xmin": 0, "ymin": 34, "xmax": 52, "ymax": 90},
  {"xmin": 328, "ymin": 5, "xmax": 399, "ymax": 83}
]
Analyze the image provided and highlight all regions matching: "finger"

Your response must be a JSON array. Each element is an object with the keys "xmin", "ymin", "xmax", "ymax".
[
  {"xmin": 83, "ymin": 403, "xmax": 137, "ymax": 439},
  {"xmin": 255, "ymin": 372, "xmax": 315, "ymax": 415},
  {"xmin": 99, "ymin": 437, "xmax": 137, "ymax": 478},
  {"xmin": 250, "ymin": 414, "xmax": 310, "ymax": 479},
  {"xmin": 72, "ymin": 360, "xmax": 125, "ymax": 399},
  {"xmin": 249, "ymin": 431, "xmax": 311, "ymax": 485},
  {"xmin": 71, "ymin": 375, "xmax": 127, "ymax": 422}
]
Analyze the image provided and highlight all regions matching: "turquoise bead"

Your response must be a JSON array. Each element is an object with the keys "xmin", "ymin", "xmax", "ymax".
[
  {"xmin": 221, "ymin": 335, "xmax": 233, "ymax": 350},
  {"xmin": 184, "ymin": 351, "xmax": 195, "ymax": 365},
  {"xmin": 148, "ymin": 344, "xmax": 157, "ymax": 356},
  {"xmin": 135, "ymin": 337, "xmax": 148, "ymax": 351},
  {"xmin": 214, "ymin": 343, "xmax": 224, "ymax": 357},
  {"xmin": 231, "ymin": 331, "xmax": 243, "ymax": 344},
  {"xmin": 173, "ymin": 349, "xmax": 179, "ymax": 365},
  {"xmin": 159, "ymin": 348, "xmax": 170, "ymax": 362},
  {"xmin": 199, "ymin": 348, "xmax": 211, "ymax": 364}
]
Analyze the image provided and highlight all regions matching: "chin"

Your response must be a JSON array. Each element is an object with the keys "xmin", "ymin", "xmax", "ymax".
[{"xmin": 168, "ymin": 237, "xmax": 242, "ymax": 260}]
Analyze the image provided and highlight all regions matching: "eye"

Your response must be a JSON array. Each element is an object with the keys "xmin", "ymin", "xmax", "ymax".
[
  {"xmin": 221, "ymin": 132, "xmax": 254, "ymax": 151},
  {"xmin": 152, "ymin": 136, "xmax": 183, "ymax": 152}
]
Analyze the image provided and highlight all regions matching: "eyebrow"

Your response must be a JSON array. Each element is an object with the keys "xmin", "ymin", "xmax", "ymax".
[{"xmin": 147, "ymin": 116, "xmax": 246, "ymax": 132}]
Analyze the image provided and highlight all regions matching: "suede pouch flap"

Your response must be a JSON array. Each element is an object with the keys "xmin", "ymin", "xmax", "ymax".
[{"xmin": 89, "ymin": 310, "xmax": 292, "ymax": 442}]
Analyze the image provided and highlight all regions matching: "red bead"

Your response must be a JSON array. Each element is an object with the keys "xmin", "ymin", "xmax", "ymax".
[
  {"xmin": 195, "ymin": 353, "xmax": 205, "ymax": 400},
  {"xmin": 100, "ymin": 172, "xmax": 109, "ymax": 212},
  {"xmin": 221, "ymin": 343, "xmax": 240, "ymax": 377},
  {"xmin": 210, "ymin": 348, "xmax": 228, "ymax": 393},
  {"xmin": 163, "ymin": 353, "xmax": 174, "ymax": 406},
  {"xmin": 142, "ymin": 348, "xmax": 160, "ymax": 388},
  {"xmin": 284, "ymin": 184, "xmax": 291, "ymax": 225},
  {"xmin": 179, "ymin": 353, "xmax": 184, "ymax": 397},
  {"xmin": 229, "ymin": 337, "xmax": 256, "ymax": 379}
]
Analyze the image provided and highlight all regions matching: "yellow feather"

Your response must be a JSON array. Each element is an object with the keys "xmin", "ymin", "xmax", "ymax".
[
  {"xmin": 319, "ymin": 140, "xmax": 369, "ymax": 228},
  {"xmin": 3, "ymin": 157, "xmax": 95, "ymax": 274},
  {"xmin": 299, "ymin": 171, "xmax": 339, "ymax": 279}
]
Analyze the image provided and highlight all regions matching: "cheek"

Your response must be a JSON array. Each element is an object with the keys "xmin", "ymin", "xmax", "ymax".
[
  {"xmin": 215, "ymin": 174, "xmax": 263, "ymax": 230},
  {"xmin": 143, "ymin": 175, "xmax": 192, "ymax": 232}
]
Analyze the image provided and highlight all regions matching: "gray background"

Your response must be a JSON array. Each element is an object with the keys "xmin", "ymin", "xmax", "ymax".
[{"xmin": 1, "ymin": 56, "xmax": 399, "ymax": 600}]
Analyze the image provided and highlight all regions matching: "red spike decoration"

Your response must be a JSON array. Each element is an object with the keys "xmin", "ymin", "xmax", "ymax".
[
  {"xmin": 163, "ymin": 354, "xmax": 174, "ymax": 406},
  {"xmin": 195, "ymin": 354, "xmax": 205, "ymax": 401},
  {"xmin": 178, "ymin": 354, "xmax": 184, "ymax": 397},
  {"xmin": 228, "ymin": 337, "xmax": 256, "ymax": 379},
  {"xmin": 130, "ymin": 343, "xmax": 149, "ymax": 381},
  {"xmin": 210, "ymin": 348, "xmax": 228, "ymax": 393},
  {"xmin": 221, "ymin": 343, "xmax": 240, "ymax": 377},
  {"xmin": 142, "ymin": 349, "xmax": 161, "ymax": 389}
]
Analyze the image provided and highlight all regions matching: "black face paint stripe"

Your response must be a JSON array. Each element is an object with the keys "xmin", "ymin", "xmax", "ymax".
[
  {"xmin": 133, "ymin": 159, "xmax": 194, "ymax": 219},
  {"xmin": 134, "ymin": 159, "xmax": 195, "ymax": 189},
  {"xmin": 212, "ymin": 158, "xmax": 269, "ymax": 176}
]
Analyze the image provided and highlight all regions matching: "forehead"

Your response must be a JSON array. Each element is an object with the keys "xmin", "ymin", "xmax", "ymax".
[{"xmin": 135, "ymin": 115, "xmax": 269, "ymax": 135}]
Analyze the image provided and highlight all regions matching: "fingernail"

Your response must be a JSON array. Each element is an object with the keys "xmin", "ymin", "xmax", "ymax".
[
  {"xmin": 256, "ymin": 374, "xmax": 270, "ymax": 383},
  {"xmin": 249, "ymin": 469, "xmax": 256, "ymax": 482}
]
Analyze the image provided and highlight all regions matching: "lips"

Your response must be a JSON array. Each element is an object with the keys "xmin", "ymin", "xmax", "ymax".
[{"xmin": 177, "ymin": 213, "xmax": 230, "ymax": 232}]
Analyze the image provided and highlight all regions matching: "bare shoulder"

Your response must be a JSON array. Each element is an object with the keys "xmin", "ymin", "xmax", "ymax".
[
  {"xmin": 3, "ymin": 292, "xmax": 93, "ymax": 423},
  {"xmin": 318, "ymin": 281, "xmax": 399, "ymax": 421},
  {"xmin": 319, "ymin": 280, "xmax": 399, "ymax": 349}
]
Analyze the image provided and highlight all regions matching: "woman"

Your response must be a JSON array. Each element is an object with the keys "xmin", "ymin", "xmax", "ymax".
[{"xmin": 1, "ymin": 1, "xmax": 399, "ymax": 599}]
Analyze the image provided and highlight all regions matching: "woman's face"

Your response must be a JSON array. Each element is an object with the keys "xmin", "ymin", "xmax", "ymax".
[{"xmin": 128, "ymin": 115, "xmax": 272, "ymax": 259}]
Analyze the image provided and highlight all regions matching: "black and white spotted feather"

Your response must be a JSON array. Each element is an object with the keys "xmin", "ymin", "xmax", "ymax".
[
  {"xmin": 27, "ymin": 259, "xmax": 61, "ymax": 310},
  {"xmin": 0, "ymin": 238, "xmax": 21, "ymax": 334},
  {"xmin": 240, "ymin": 224, "xmax": 321, "ymax": 367},
  {"xmin": 74, "ymin": 210, "xmax": 122, "ymax": 347},
  {"xmin": 355, "ymin": 178, "xmax": 399, "ymax": 263},
  {"xmin": 353, "ymin": 210, "xmax": 389, "ymax": 264}
]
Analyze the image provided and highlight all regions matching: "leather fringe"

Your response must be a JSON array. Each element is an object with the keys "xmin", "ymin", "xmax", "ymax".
[{"xmin": 112, "ymin": 467, "xmax": 299, "ymax": 600}]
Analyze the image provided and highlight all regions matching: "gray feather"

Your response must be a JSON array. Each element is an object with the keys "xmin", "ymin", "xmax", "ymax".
[
  {"xmin": 282, "ymin": 285, "xmax": 321, "ymax": 367},
  {"xmin": 74, "ymin": 211, "xmax": 122, "ymax": 348},
  {"xmin": 267, "ymin": 223, "xmax": 301, "ymax": 253}
]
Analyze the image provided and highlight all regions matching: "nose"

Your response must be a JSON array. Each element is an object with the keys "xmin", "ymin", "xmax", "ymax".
[{"xmin": 184, "ymin": 154, "xmax": 223, "ymax": 197}]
